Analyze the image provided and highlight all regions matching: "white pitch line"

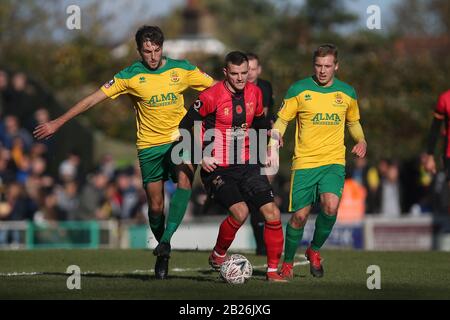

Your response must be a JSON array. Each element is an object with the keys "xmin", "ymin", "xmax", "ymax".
[
  {"xmin": 0, "ymin": 272, "xmax": 44, "ymax": 277},
  {"xmin": 0, "ymin": 255, "xmax": 310, "ymax": 277}
]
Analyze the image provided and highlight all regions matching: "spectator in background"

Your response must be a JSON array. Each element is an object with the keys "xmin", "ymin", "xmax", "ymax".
[
  {"xmin": 5, "ymin": 72, "xmax": 36, "ymax": 122},
  {"xmin": 0, "ymin": 115, "xmax": 33, "ymax": 151},
  {"xmin": 34, "ymin": 188, "xmax": 64, "ymax": 223},
  {"xmin": 78, "ymin": 170, "xmax": 109, "ymax": 220},
  {"xmin": 58, "ymin": 150, "xmax": 81, "ymax": 183},
  {"xmin": 0, "ymin": 70, "xmax": 9, "ymax": 114},
  {"xmin": 115, "ymin": 170, "xmax": 139, "ymax": 220},
  {"xmin": 130, "ymin": 188, "xmax": 150, "ymax": 224},
  {"xmin": 96, "ymin": 181, "xmax": 121, "ymax": 220},
  {"xmin": 365, "ymin": 162, "xmax": 382, "ymax": 214},
  {"xmin": 0, "ymin": 182, "xmax": 36, "ymax": 244},
  {"xmin": 25, "ymin": 156, "xmax": 52, "ymax": 210},
  {"xmin": 0, "ymin": 147, "xmax": 15, "ymax": 185},
  {"xmin": 401, "ymin": 153, "xmax": 433, "ymax": 215},
  {"xmin": 29, "ymin": 142, "xmax": 49, "ymax": 164},
  {"xmin": 349, "ymin": 157, "xmax": 381, "ymax": 214},
  {"xmin": 55, "ymin": 180, "xmax": 80, "ymax": 220},
  {"xmin": 246, "ymin": 53, "xmax": 275, "ymax": 121},
  {"xmin": 99, "ymin": 154, "xmax": 116, "ymax": 181},
  {"xmin": 337, "ymin": 167, "xmax": 367, "ymax": 224},
  {"xmin": 14, "ymin": 151, "xmax": 31, "ymax": 185},
  {"xmin": 380, "ymin": 161, "xmax": 402, "ymax": 217}
]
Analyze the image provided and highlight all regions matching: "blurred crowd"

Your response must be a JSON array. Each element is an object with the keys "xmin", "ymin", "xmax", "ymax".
[
  {"xmin": 339, "ymin": 154, "xmax": 447, "ymax": 223},
  {"xmin": 0, "ymin": 69, "xmax": 447, "ymax": 245}
]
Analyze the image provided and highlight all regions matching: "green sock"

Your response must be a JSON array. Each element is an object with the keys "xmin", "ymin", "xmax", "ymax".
[
  {"xmin": 148, "ymin": 213, "xmax": 165, "ymax": 243},
  {"xmin": 160, "ymin": 188, "xmax": 192, "ymax": 244},
  {"xmin": 311, "ymin": 210, "xmax": 337, "ymax": 251},
  {"xmin": 283, "ymin": 223, "xmax": 304, "ymax": 263}
]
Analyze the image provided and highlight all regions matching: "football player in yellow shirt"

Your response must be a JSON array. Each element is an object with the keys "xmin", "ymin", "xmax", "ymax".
[
  {"xmin": 268, "ymin": 44, "xmax": 367, "ymax": 279},
  {"xmin": 34, "ymin": 26, "xmax": 215, "ymax": 280}
]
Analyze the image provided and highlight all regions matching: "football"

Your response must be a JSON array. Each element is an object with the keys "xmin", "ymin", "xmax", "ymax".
[{"xmin": 220, "ymin": 254, "xmax": 253, "ymax": 284}]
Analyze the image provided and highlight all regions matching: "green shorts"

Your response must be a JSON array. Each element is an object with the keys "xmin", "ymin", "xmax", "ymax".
[
  {"xmin": 288, "ymin": 164, "xmax": 345, "ymax": 212},
  {"xmin": 138, "ymin": 143, "xmax": 178, "ymax": 187}
]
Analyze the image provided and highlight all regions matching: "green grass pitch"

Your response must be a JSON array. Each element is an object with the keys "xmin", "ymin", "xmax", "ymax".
[{"xmin": 1, "ymin": 249, "xmax": 449, "ymax": 299}]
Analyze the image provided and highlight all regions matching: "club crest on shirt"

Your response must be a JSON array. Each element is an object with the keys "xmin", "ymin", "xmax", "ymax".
[
  {"xmin": 103, "ymin": 79, "xmax": 115, "ymax": 89},
  {"xmin": 334, "ymin": 93, "xmax": 344, "ymax": 105},
  {"xmin": 170, "ymin": 71, "xmax": 180, "ymax": 83}
]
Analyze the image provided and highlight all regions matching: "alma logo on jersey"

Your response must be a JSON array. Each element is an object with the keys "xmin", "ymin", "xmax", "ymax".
[
  {"xmin": 139, "ymin": 76, "xmax": 146, "ymax": 84},
  {"xmin": 149, "ymin": 92, "xmax": 178, "ymax": 106},
  {"xmin": 305, "ymin": 94, "xmax": 312, "ymax": 101},
  {"xmin": 312, "ymin": 113, "xmax": 341, "ymax": 125}
]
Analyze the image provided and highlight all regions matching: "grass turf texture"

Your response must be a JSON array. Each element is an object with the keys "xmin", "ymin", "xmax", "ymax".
[{"xmin": 0, "ymin": 249, "xmax": 449, "ymax": 299}]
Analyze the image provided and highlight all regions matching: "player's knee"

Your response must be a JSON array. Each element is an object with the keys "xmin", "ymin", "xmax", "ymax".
[
  {"xmin": 177, "ymin": 172, "xmax": 193, "ymax": 189},
  {"xmin": 149, "ymin": 202, "xmax": 164, "ymax": 215},
  {"xmin": 261, "ymin": 203, "xmax": 280, "ymax": 222},
  {"xmin": 321, "ymin": 194, "xmax": 340, "ymax": 215},
  {"xmin": 291, "ymin": 212, "xmax": 308, "ymax": 228},
  {"xmin": 177, "ymin": 165, "xmax": 195, "ymax": 189},
  {"xmin": 230, "ymin": 203, "xmax": 249, "ymax": 224},
  {"xmin": 322, "ymin": 202, "xmax": 339, "ymax": 215}
]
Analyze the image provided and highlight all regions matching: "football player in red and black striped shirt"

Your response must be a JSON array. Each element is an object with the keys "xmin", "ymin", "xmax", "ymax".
[{"xmin": 179, "ymin": 51, "xmax": 286, "ymax": 281}]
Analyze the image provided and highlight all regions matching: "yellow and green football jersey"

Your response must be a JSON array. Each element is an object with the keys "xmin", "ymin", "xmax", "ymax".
[
  {"xmin": 278, "ymin": 76, "xmax": 360, "ymax": 170},
  {"xmin": 101, "ymin": 57, "xmax": 214, "ymax": 149}
]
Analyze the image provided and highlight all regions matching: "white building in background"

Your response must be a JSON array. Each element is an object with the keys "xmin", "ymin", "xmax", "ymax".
[
  {"xmin": 111, "ymin": 0, "xmax": 226, "ymax": 60},
  {"xmin": 163, "ymin": 36, "xmax": 225, "ymax": 59}
]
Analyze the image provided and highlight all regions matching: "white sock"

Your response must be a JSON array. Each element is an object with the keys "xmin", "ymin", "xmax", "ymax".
[{"xmin": 214, "ymin": 250, "xmax": 227, "ymax": 258}]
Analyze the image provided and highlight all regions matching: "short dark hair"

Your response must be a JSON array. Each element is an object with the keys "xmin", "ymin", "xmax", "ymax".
[
  {"xmin": 246, "ymin": 52, "xmax": 260, "ymax": 63},
  {"xmin": 135, "ymin": 25, "xmax": 164, "ymax": 51},
  {"xmin": 313, "ymin": 44, "xmax": 338, "ymax": 64},
  {"xmin": 224, "ymin": 51, "xmax": 248, "ymax": 68}
]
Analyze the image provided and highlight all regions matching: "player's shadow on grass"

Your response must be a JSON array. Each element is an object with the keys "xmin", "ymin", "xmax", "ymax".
[
  {"xmin": 42, "ymin": 272, "xmax": 151, "ymax": 281},
  {"xmin": 198, "ymin": 269, "xmax": 220, "ymax": 275}
]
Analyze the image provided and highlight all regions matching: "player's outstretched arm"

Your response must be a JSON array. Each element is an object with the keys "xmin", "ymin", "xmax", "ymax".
[
  {"xmin": 347, "ymin": 120, "xmax": 367, "ymax": 158},
  {"xmin": 33, "ymin": 89, "xmax": 108, "ymax": 140}
]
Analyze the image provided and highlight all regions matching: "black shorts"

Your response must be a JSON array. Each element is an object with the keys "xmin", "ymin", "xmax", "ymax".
[
  {"xmin": 200, "ymin": 164, "xmax": 274, "ymax": 210},
  {"xmin": 444, "ymin": 158, "xmax": 450, "ymax": 181}
]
